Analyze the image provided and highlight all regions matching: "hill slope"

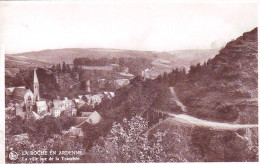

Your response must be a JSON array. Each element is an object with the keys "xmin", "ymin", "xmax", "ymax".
[
  {"xmin": 147, "ymin": 117, "xmax": 258, "ymax": 162},
  {"xmin": 174, "ymin": 27, "xmax": 258, "ymax": 124},
  {"xmin": 95, "ymin": 28, "xmax": 258, "ymax": 125}
]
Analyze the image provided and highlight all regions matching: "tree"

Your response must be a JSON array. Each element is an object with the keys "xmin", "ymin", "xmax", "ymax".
[
  {"xmin": 73, "ymin": 63, "xmax": 79, "ymax": 72},
  {"xmin": 87, "ymin": 116, "xmax": 168, "ymax": 162},
  {"xmin": 156, "ymin": 75, "xmax": 163, "ymax": 83},
  {"xmin": 51, "ymin": 65, "xmax": 56, "ymax": 72},
  {"xmin": 66, "ymin": 64, "xmax": 71, "ymax": 73},
  {"xmin": 58, "ymin": 115, "xmax": 76, "ymax": 130},
  {"xmin": 189, "ymin": 65, "xmax": 196, "ymax": 75},
  {"xmin": 62, "ymin": 61, "xmax": 67, "ymax": 73},
  {"xmin": 34, "ymin": 115, "xmax": 62, "ymax": 140},
  {"xmin": 181, "ymin": 67, "xmax": 186, "ymax": 74},
  {"xmin": 56, "ymin": 63, "xmax": 61, "ymax": 74},
  {"xmin": 7, "ymin": 116, "xmax": 25, "ymax": 135}
]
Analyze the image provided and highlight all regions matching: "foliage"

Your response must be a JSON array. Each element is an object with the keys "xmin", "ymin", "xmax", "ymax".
[
  {"xmin": 81, "ymin": 120, "xmax": 112, "ymax": 150},
  {"xmin": 86, "ymin": 116, "xmax": 169, "ymax": 162},
  {"xmin": 6, "ymin": 115, "xmax": 76, "ymax": 141},
  {"xmin": 170, "ymin": 28, "xmax": 258, "ymax": 123},
  {"xmin": 6, "ymin": 116, "xmax": 26, "ymax": 135},
  {"xmin": 73, "ymin": 57, "xmax": 152, "ymax": 75},
  {"xmin": 56, "ymin": 63, "xmax": 61, "ymax": 74}
]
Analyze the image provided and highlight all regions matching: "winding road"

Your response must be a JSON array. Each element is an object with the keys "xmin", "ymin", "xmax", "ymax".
[
  {"xmin": 162, "ymin": 111, "xmax": 258, "ymax": 130},
  {"xmin": 154, "ymin": 87, "xmax": 258, "ymax": 130}
]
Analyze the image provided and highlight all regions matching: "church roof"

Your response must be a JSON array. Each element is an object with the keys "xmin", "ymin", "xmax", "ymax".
[{"xmin": 13, "ymin": 88, "xmax": 31, "ymax": 100}]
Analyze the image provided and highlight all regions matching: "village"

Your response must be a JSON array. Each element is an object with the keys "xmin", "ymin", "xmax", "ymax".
[{"xmin": 5, "ymin": 68, "xmax": 119, "ymax": 140}]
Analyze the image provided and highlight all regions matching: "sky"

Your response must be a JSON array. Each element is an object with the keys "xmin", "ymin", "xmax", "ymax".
[{"xmin": 0, "ymin": 1, "xmax": 258, "ymax": 54}]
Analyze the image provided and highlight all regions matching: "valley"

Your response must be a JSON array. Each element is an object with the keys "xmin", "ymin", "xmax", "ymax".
[{"xmin": 5, "ymin": 28, "xmax": 258, "ymax": 162}]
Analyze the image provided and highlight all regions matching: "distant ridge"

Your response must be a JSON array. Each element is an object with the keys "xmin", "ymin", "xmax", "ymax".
[{"xmin": 6, "ymin": 48, "xmax": 218, "ymax": 67}]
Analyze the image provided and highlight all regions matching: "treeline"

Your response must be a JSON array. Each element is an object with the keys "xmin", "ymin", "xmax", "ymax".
[
  {"xmin": 73, "ymin": 57, "xmax": 118, "ymax": 66},
  {"xmin": 6, "ymin": 115, "xmax": 76, "ymax": 141},
  {"xmin": 51, "ymin": 61, "xmax": 73, "ymax": 74},
  {"xmin": 92, "ymin": 26, "xmax": 258, "ymax": 140},
  {"xmin": 73, "ymin": 57, "xmax": 153, "ymax": 75}
]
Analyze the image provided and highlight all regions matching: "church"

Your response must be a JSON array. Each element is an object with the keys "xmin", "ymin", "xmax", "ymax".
[{"xmin": 6, "ymin": 68, "xmax": 47, "ymax": 114}]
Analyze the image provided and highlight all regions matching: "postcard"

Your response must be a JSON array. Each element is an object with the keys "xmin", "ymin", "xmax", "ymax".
[{"xmin": 1, "ymin": 0, "xmax": 258, "ymax": 163}]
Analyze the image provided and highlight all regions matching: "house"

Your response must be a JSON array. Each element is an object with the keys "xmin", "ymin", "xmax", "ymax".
[
  {"xmin": 82, "ymin": 94, "xmax": 105, "ymax": 107},
  {"xmin": 119, "ymin": 72, "xmax": 134, "ymax": 78},
  {"xmin": 30, "ymin": 110, "xmax": 50, "ymax": 120},
  {"xmin": 74, "ymin": 111, "xmax": 102, "ymax": 131},
  {"xmin": 47, "ymin": 101, "xmax": 53, "ymax": 109},
  {"xmin": 110, "ymin": 92, "xmax": 115, "ymax": 97},
  {"xmin": 63, "ymin": 107, "xmax": 77, "ymax": 117},
  {"xmin": 86, "ymin": 111, "xmax": 102, "ymax": 125},
  {"xmin": 5, "ymin": 87, "xmax": 15, "ymax": 101},
  {"xmin": 114, "ymin": 79, "xmax": 130, "ymax": 88},
  {"xmin": 5, "ymin": 86, "xmax": 25, "ymax": 96},
  {"xmin": 104, "ymin": 91, "xmax": 115, "ymax": 99},
  {"xmin": 5, "ymin": 87, "xmax": 16, "ymax": 94},
  {"xmin": 74, "ymin": 98, "xmax": 80, "ymax": 103},
  {"xmin": 74, "ymin": 99, "xmax": 86, "ymax": 108},
  {"xmin": 84, "ymin": 94, "xmax": 92, "ymax": 100},
  {"xmin": 90, "ymin": 94, "xmax": 104, "ymax": 107},
  {"xmin": 98, "ymin": 79, "xmax": 106, "ymax": 88},
  {"xmin": 75, "ymin": 117, "xmax": 89, "ymax": 125},
  {"xmin": 62, "ymin": 97, "xmax": 74, "ymax": 108},
  {"xmin": 39, "ymin": 110, "xmax": 51, "ymax": 118},
  {"xmin": 36, "ymin": 101, "xmax": 48, "ymax": 114},
  {"xmin": 72, "ymin": 108, "xmax": 77, "ymax": 116},
  {"xmin": 53, "ymin": 100, "xmax": 66, "ymax": 111},
  {"xmin": 50, "ymin": 108, "xmax": 61, "ymax": 117},
  {"xmin": 141, "ymin": 69, "xmax": 151, "ymax": 79},
  {"xmin": 67, "ymin": 127, "xmax": 84, "ymax": 138},
  {"xmin": 83, "ymin": 94, "xmax": 92, "ymax": 105}
]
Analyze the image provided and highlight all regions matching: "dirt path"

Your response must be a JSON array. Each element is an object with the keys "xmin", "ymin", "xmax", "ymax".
[
  {"xmin": 165, "ymin": 87, "xmax": 258, "ymax": 129},
  {"xmin": 169, "ymin": 87, "xmax": 187, "ymax": 112}
]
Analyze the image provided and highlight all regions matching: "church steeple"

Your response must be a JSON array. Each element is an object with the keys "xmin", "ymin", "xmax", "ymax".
[
  {"xmin": 33, "ymin": 68, "xmax": 40, "ymax": 101},
  {"xmin": 34, "ymin": 68, "xmax": 39, "ymax": 83}
]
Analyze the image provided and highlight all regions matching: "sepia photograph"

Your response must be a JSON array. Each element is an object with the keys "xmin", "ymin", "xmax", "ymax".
[{"xmin": 1, "ymin": 0, "xmax": 259, "ymax": 163}]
